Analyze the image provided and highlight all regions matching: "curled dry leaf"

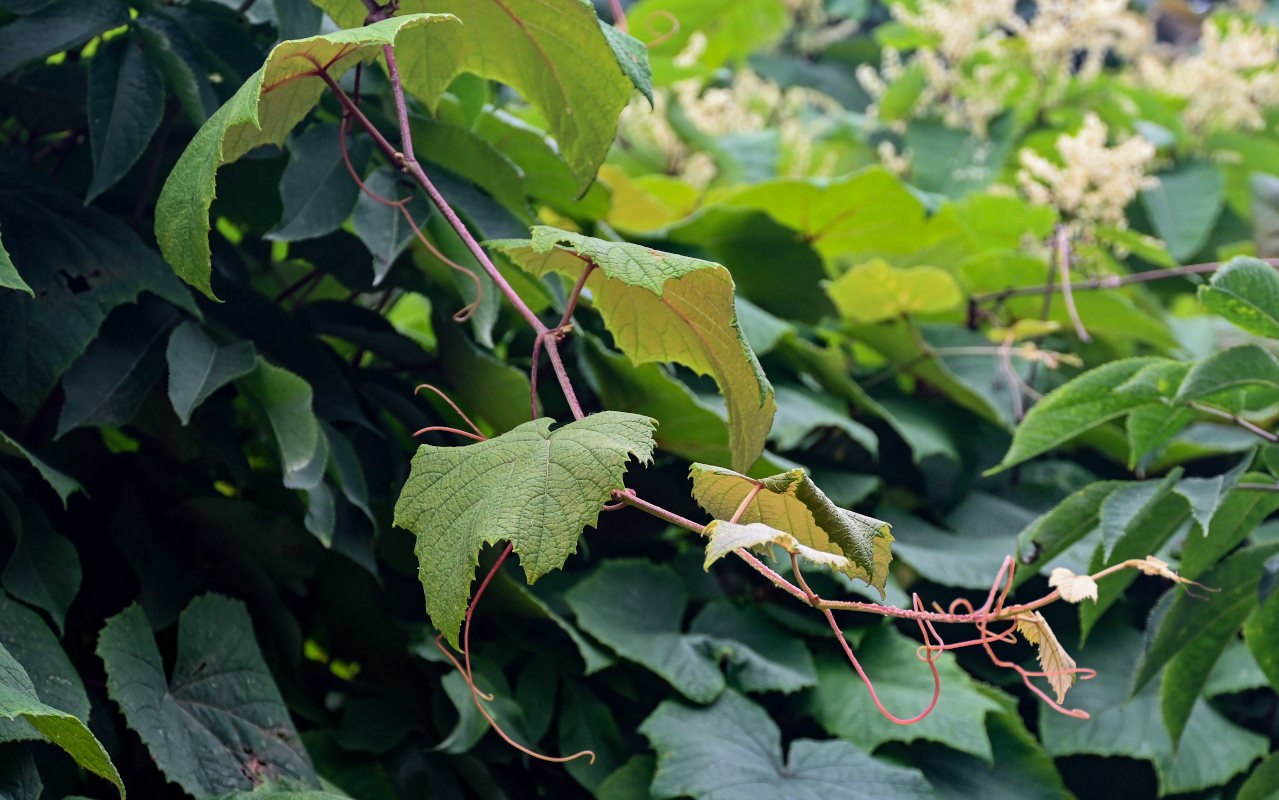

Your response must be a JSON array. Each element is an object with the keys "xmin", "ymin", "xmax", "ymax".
[
  {"xmin": 1048, "ymin": 567, "xmax": 1099, "ymax": 603},
  {"xmin": 1135, "ymin": 554, "xmax": 1177, "ymax": 579},
  {"xmin": 1016, "ymin": 611, "xmax": 1078, "ymax": 704}
]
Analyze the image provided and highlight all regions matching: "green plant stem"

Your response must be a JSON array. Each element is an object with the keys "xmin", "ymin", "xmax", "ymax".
[{"xmin": 970, "ymin": 257, "xmax": 1279, "ymax": 305}]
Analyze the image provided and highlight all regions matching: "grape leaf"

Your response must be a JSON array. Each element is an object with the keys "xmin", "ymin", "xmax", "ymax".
[
  {"xmin": 393, "ymin": 412, "xmax": 655, "ymax": 647},
  {"xmin": 1199, "ymin": 256, "xmax": 1279, "ymax": 338},
  {"xmin": 0, "ymin": 642, "xmax": 123, "ymax": 798},
  {"xmin": 491, "ymin": 227, "xmax": 775, "ymax": 473},
  {"xmin": 689, "ymin": 463, "xmax": 893, "ymax": 595},
  {"xmin": 315, "ymin": 0, "xmax": 632, "ymax": 191},
  {"xmin": 155, "ymin": 13, "xmax": 458, "ymax": 298},
  {"xmin": 97, "ymin": 595, "xmax": 317, "ymax": 797},
  {"xmin": 641, "ymin": 689, "xmax": 933, "ymax": 800}
]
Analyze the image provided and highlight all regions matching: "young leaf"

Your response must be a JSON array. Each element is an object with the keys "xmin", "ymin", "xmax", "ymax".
[
  {"xmin": 154, "ymin": 13, "xmax": 458, "ymax": 298},
  {"xmin": 989, "ymin": 357, "xmax": 1175, "ymax": 474},
  {"xmin": 826, "ymin": 259, "xmax": 962, "ymax": 323},
  {"xmin": 0, "ymin": 224, "xmax": 32, "ymax": 295},
  {"xmin": 689, "ymin": 463, "xmax": 893, "ymax": 595},
  {"xmin": 640, "ymin": 689, "xmax": 932, "ymax": 800},
  {"xmin": 316, "ymin": 0, "xmax": 633, "ymax": 191},
  {"xmin": 491, "ymin": 227, "xmax": 775, "ymax": 473},
  {"xmin": 1198, "ymin": 256, "xmax": 1279, "ymax": 338},
  {"xmin": 165, "ymin": 322, "xmax": 256, "ymax": 425},
  {"xmin": 86, "ymin": 32, "xmax": 165, "ymax": 202},
  {"xmin": 1048, "ymin": 568, "xmax": 1098, "ymax": 604},
  {"xmin": 393, "ymin": 412, "xmax": 655, "ymax": 647},
  {"xmin": 0, "ymin": 642, "xmax": 124, "ymax": 798},
  {"xmin": 1016, "ymin": 612, "xmax": 1078, "ymax": 705},
  {"xmin": 97, "ymin": 596, "xmax": 317, "ymax": 797},
  {"xmin": 1175, "ymin": 344, "xmax": 1279, "ymax": 402}
]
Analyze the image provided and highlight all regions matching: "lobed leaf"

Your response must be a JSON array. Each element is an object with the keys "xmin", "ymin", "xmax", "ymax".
[
  {"xmin": 393, "ymin": 412, "xmax": 655, "ymax": 647},
  {"xmin": 491, "ymin": 227, "xmax": 775, "ymax": 473},
  {"xmin": 689, "ymin": 463, "xmax": 892, "ymax": 595},
  {"xmin": 640, "ymin": 689, "xmax": 933, "ymax": 800},
  {"xmin": 316, "ymin": 0, "xmax": 633, "ymax": 191},
  {"xmin": 98, "ymin": 596, "xmax": 317, "ymax": 796},
  {"xmin": 155, "ymin": 14, "xmax": 458, "ymax": 298}
]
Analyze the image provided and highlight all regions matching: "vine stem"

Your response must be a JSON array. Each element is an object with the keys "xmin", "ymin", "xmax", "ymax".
[
  {"xmin": 1187, "ymin": 401, "xmax": 1278, "ymax": 442},
  {"xmin": 319, "ymin": 59, "xmax": 585, "ymax": 420}
]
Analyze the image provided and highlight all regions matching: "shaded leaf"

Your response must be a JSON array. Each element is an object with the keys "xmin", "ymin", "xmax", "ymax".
[
  {"xmin": 86, "ymin": 32, "xmax": 165, "ymax": 202},
  {"xmin": 491, "ymin": 227, "xmax": 775, "ymax": 472},
  {"xmin": 0, "ymin": 594, "xmax": 90, "ymax": 743},
  {"xmin": 97, "ymin": 596, "xmax": 316, "ymax": 796},
  {"xmin": 155, "ymin": 14, "xmax": 458, "ymax": 298},
  {"xmin": 0, "ymin": 224, "xmax": 32, "ymax": 295},
  {"xmin": 1243, "ymin": 557, "xmax": 1279, "ymax": 690},
  {"xmin": 1, "ymin": 504, "xmax": 80, "ymax": 636},
  {"xmin": 641, "ymin": 689, "xmax": 934, "ymax": 800},
  {"xmin": 689, "ymin": 599, "xmax": 817, "ymax": 694},
  {"xmin": 394, "ymin": 412, "xmax": 655, "ymax": 646},
  {"xmin": 0, "ymin": 0, "xmax": 128, "ymax": 78},
  {"xmin": 165, "ymin": 322, "xmax": 256, "ymax": 425},
  {"xmin": 690, "ymin": 463, "xmax": 893, "ymax": 595},
  {"xmin": 565, "ymin": 559, "xmax": 723, "ymax": 703},
  {"xmin": 136, "ymin": 11, "xmax": 217, "ymax": 125},
  {"xmin": 1238, "ymin": 752, "xmax": 1279, "ymax": 800},
  {"xmin": 0, "ymin": 641, "xmax": 123, "ymax": 797},
  {"xmin": 350, "ymin": 167, "xmax": 431, "ymax": 285},
  {"xmin": 0, "ymin": 429, "xmax": 83, "ymax": 507},
  {"xmin": 769, "ymin": 384, "xmax": 876, "ymax": 455},
  {"xmin": 266, "ymin": 124, "xmax": 371, "ymax": 242},
  {"xmin": 237, "ymin": 357, "xmax": 322, "ymax": 487},
  {"xmin": 809, "ymin": 625, "xmax": 1005, "ymax": 762},
  {"xmin": 0, "ymin": 169, "xmax": 197, "ymax": 416},
  {"xmin": 56, "ymin": 298, "xmax": 180, "ymax": 439}
]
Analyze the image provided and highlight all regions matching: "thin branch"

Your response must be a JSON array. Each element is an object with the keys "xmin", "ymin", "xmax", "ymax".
[
  {"xmin": 970, "ymin": 258, "xmax": 1279, "ymax": 305},
  {"xmin": 1188, "ymin": 401, "xmax": 1279, "ymax": 443}
]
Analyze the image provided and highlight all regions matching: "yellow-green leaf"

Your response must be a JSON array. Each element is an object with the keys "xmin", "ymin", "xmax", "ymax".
[
  {"xmin": 491, "ymin": 227, "xmax": 775, "ymax": 473},
  {"xmin": 827, "ymin": 259, "xmax": 963, "ymax": 323},
  {"xmin": 154, "ymin": 14, "xmax": 458, "ymax": 299},
  {"xmin": 689, "ymin": 463, "xmax": 893, "ymax": 595},
  {"xmin": 316, "ymin": 0, "xmax": 632, "ymax": 192}
]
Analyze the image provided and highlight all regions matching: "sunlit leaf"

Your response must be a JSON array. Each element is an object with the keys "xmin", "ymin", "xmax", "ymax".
[
  {"xmin": 393, "ymin": 412, "xmax": 655, "ymax": 646},
  {"xmin": 826, "ymin": 259, "xmax": 962, "ymax": 323},
  {"xmin": 1048, "ymin": 568, "xmax": 1098, "ymax": 604}
]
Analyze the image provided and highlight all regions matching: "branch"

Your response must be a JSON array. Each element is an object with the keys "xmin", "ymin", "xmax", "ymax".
[{"xmin": 970, "ymin": 258, "xmax": 1279, "ymax": 305}]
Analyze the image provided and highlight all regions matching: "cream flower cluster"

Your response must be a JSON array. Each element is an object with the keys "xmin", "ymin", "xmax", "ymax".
[
  {"xmin": 1017, "ymin": 113, "xmax": 1158, "ymax": 230},
  {"xmin": 1137, "ymin": 16, "xmax": 1279, "ymax": 134},
  {"xmin": 1006, "ymin": 0, "xmax": 1151, "ymax": 80}
]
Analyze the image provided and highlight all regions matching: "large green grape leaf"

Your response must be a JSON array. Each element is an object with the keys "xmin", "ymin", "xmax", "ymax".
[
  {"xmin": 689, "ymin": 463, "xmax": 893, "ymax": 595},
  {"xmin": 154, "ymin": 14, "xmax": 457, "ymax": 299},
  {"xmin": 490, "ymin": 227, "xmax": 774, "ymax": 473},
  {"xmin": 1198, "ymin": 256, "xmax": 1279, "ymax": 339},
  {"xmin": 97, "ymin": 595, "xmax": 317, "ymax": 797},
  {"xmin": 988, "ymin": 358, "xmax": 1176, "ymax": 474},
  {"xmin": 315, "ymin": 0, "xmax": 632, "ymax": 192},
  {"xmin": 393, "ymin": 412, "xmax": 655, "ymax": 647},
  {"xmin": 639, "ymin": 689, "xmax": 933, "ymax": 800}
]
